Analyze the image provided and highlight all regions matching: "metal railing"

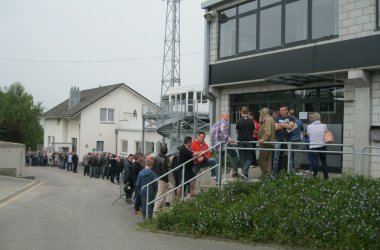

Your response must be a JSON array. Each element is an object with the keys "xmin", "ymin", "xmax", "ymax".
[
  {"xmin": 141, "ymin": 142, "xmax": 223, "ymax": 218},
  {"xmin": 360, "ymin": 146, "xmax": 380, "ymax": 176},
  {"xmin": 224, "ymin": 140, "xmax": 357, "ymax": 179}
]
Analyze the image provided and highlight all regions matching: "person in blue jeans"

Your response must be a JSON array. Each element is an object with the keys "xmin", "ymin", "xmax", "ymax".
[
  {"xmin": 236, "ymin": 106, "xmax": 255, "ymax": 179},
  {"xmin": 272, "ymin": 106, "xmax": 295, "ymax": 176},
  {"xmin": 136, "ymin": 155, "xmax": 157, "ymax": 219}
]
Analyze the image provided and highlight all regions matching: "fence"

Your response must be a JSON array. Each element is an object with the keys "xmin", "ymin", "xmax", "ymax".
[{"xmin": 360, "ymin": 146, "xmax": 380, "ymax": 176}]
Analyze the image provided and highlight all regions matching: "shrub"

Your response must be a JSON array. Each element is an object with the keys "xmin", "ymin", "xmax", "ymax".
[{"xmin": 141, "ymin": 175, "xmax": 380, "ymax": 249}]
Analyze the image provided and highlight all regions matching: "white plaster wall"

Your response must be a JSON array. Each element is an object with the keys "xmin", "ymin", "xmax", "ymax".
[
  {"xmin": 43, "ymin": 118, "xmax": 65, "ymax": 147},
  {"xmin": 78, "ymin": 86, "xmax": 160, "ymax": 158},
  {"xmin": 118, "ymin": 131, "xmax": 162, "ymax": 155}
]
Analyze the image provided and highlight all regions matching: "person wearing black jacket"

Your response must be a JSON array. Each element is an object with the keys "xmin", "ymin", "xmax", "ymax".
[
  {"xmin": 89, "ymin": 153, "xmax": 98, "ymax": 178},
  {"xmin": 133, "ymin": 153, "xmax": 144, "ymax": 214},
  {"xmin": 72, "ymin": 152, "xmax": 79, "ymax": 173},
  {"xmin": 176, "ymin": 136, "xmax": 196, "ymax": 199},
  {"xmin": 123, "ymin": 154, "xmax": 134, "ymax": 201},
  {"xmin": 109, "ymin": 155, "xmax": 117, "ymax": 183},
  {"xmin": 153, "ymin": 146, "xmax": 173, "ymax": 213}
]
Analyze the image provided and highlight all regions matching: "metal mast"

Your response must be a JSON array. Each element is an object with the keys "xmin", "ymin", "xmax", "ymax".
[{"xmin": 160, "ymin": 0, "xmax": 181, "ymax": 105}]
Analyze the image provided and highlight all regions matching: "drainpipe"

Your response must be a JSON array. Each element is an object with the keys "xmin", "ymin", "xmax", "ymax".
[
  {"xmin": 115, "ymin": 129, "xmax": 118, "ymax": 155},
  {"xmin": 203, "ymin": 10, "xmax": 217, "ymax": 129}
]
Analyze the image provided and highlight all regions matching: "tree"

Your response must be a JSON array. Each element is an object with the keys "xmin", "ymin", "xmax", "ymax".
[{"xmin": 0, "ymin": 82, "xmax": 43, "ymax": 149}]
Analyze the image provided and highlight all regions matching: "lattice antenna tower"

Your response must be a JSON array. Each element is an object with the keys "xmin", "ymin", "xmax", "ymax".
[{"xmin": 160, "ymin": 0, "xmax": 181, "ymax": 105}]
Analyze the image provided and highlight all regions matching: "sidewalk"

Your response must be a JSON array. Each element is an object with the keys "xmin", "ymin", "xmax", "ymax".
[{"xmin": 0, "ymin": 175, "xmax": 40, "ymax": 204}]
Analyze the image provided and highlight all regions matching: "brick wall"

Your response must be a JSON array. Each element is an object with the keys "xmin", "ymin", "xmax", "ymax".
[{"xmin": 370, "ymin": 72, "xmax": 380, "ymax": 177}]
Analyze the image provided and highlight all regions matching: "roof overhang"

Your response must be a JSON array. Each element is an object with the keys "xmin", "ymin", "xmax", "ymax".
[
  {"xmin": 265, "ymin": 73, "xmax": 344, "ymax": 86},
  {"xmin": 201, "ymin": 0, "xmax": 226, "ymax": 9}
]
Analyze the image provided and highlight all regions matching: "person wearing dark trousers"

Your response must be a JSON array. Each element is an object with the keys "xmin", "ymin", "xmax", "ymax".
[
  {"xmin": 109, "ymin": 155, "xmax": 117, "ymax": 183},
  {"xmin": 136, "ymin": 155, "xmax": 157, "ymax": 220},
  {"xmin": 133, "ymin": 153, "xmax": 144, "ymax": 214},
  {"xmin": 89, "ymin": 153, "xmax": 98, "ymax": 178},
  {"xmin": 115, "ymin": 156, "xmax": 123, "ymax": 185},
  {"xmin": 101, "ymin": 153, "xmax": 110, "ymax": 180},
  {"xmin": 82, "ymin": 153, "xmax": 91, "ymax": 176},
  {"xmin": 307, "ymin": 113, "xmax": 329, "ymax": 180},
  {"xmin": 236, "ymin": 106, "xmax": 255, "ymax": 179},
  {"xmin": 72, "ymin": 152, "xmax": 79, "ymax": 173},
  {"xmin": 123, "ymin": 154, "xmax": 134, "ymax": 201},
  {"xmin": 248, "ymin": 112, "xmax": 259, "ymax": 166}
]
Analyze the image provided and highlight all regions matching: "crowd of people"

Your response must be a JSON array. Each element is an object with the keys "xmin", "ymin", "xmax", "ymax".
[{"xmin": 27, "ymin": 105, "xmax": 330, "ymax": 220}]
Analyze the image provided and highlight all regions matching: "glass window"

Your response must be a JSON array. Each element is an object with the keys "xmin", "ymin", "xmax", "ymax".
[
  {"xmin": 100, "ymin": 108, "xmax": 114, "ymax": 122},
  {"xmin": 285, "ymin": 0, "xmax": 308, "ymax": 43},
  {"xmin": 196, "ymin": 92, "xmax": 202, "ymax": 103},
  {"xmin": 121, "ymin": 140, "xmax": 128, "ymax": 153},
  {"xmin": 220, "ymin": 19, "xmax": 236, "ymax": 57},
  {"xmin": 96, "ymin": 141, "xmax": 104, "ymax": 152},
  {"xmin": 135, "ymin": 141, "xmax": 142, "ymax": 153},
  {"xmin": 145, "ymin": 142, "xmax": 154, "ymax": 154},
  {"xmin": 260, "ymin": 0, "xmax": 280, "ymax": 7},
  {"xmin": 221, "ymin": 8, "xmax": 237, "ymax": 18},
  {"xmin": 239, "ymin": 1, "xmax": 257, "ymax": 14},
  {"xmin": 260, "ymin": 5, "xmax": 281, "ymax": 49},
  {"xmin": 239, "ymin": 13, "xmax": 257, "ymax": 52},
  {"xmin": 312, "ymin": 0, "xmax": 338, "ymax": 39}
]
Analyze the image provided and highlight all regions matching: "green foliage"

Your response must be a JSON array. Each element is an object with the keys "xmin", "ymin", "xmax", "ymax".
[
  {"xmin": 142, "ymin": 175, "xmax": 380, "ymax": 249},
  {"xmin": 0, "ymin": 82, "xmax": 43, "ymax": 149}
]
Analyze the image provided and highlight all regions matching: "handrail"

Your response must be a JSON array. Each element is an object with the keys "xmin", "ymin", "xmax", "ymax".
[
  {"xmin": 360, "ymin": 146, "xmax": 380, "ymax": 176},
  {"xmin": 141, "ymin": 142, "xmax": 223, "ymax": 218},
  {"xmin": 225, "ymin": 140, "xmax": 356, "ymax": 175}
]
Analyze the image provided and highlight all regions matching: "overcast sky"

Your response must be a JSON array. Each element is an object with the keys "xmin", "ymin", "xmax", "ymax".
[{"xmin": 0, "ymin": 0, "xmax": 205, "ymax": 110}]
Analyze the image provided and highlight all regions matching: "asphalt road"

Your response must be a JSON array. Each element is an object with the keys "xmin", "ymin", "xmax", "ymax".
[{"xmin": 0, "ymin": 167, "xmax": 280, "ymax": 250}]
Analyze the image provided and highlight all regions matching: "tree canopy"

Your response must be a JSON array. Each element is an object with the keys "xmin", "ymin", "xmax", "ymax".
[{"xmin": 0, "ymin": 82, "xmax": 44, "ymax": 149}]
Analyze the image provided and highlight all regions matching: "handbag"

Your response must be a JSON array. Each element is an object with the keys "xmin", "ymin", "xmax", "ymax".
[{"xmin": 324, "ymin": 125, "xmax": 334, "ymax": 144}]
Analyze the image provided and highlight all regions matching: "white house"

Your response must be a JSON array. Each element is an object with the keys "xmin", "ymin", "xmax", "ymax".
[{"xmin": 42, "ymin": 83, "xmax": 162, "ymax": 158}]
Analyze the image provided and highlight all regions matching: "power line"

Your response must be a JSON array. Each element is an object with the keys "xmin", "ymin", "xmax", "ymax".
[{"xmin": 0, "ymin": 51, "xmax": 203, "ymax": 63}]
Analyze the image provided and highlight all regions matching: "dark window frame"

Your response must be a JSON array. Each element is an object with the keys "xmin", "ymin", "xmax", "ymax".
[
  {"xmin": 377, "ymin": 0, "xmax": 380, "ymax": 29},
  {"xmin": 218, "ymin": 0, "xmax": 338, "ymax": 60}
]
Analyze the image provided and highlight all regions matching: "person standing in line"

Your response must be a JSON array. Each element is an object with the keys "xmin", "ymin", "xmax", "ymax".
[
  {"xmin": 304, "ymin": 113, "xmax": 315, "ymax": 174},
  {"xmin": 72, "ymin": 152, "xmax": 79, "ymax": 173},
  {"xmin": 211, "ymin": 112, "xmax": 239, "ymax": 178},
  {"xmin": 82, "ymin": 153, "xmax": 90, "ymax": 176},
  {"xmin": 153, "ymin": 146, "xmax": 173, "ymax": 213},
  {"xmin": 133, "ymin": 153, "xmax": 144, "ymax": 215},
  {"xmin": 248, "ymin": 112, "xmax": 260, "ymax": 167},
  {"xmin": 123, "ymin": 154, "xmax": 135, "ymax": 202},
  {"xmin": 236, "ymin": 106, "xmax": 255, "ymax": 179},
  {"xmin": 257, "ymin": 108, "xmax": 276, "ymax": 177},
  {"xmin": 176, "ymin": 136, "xmax": 197, "ymax": 199},
  {"xmin": 307, "ymin": 113, "xmax": 329, "ymax": 179},
  {"xmin": 136, "ymin": 155, "xmax": 157, "ymax": 220},
  {"xmin": 289, "ymin": 110, "xmax": 304, "ymax": 174},
  {"xmin": 272, "ymin": 105, "xmax": 295, "ymax": 176}
]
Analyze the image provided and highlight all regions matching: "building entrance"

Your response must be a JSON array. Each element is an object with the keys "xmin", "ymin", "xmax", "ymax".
[{"xmin": 230, "ymin": 86, "xmax": 344, "ymax": 172}]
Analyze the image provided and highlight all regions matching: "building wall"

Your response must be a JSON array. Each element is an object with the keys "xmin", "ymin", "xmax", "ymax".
[
  {"xmin": 79, "ymin": 86, "xmax": 160, "ymax": 158},
  {"xmin": 207, "ymin": 0, "xmax": 380, "ymax": 65},
  {"xmin": 43, "ymin": 118, "xmax": 64, "ymax": 148},
  {"xmin": 370, "ymin": 72, "xmax": 380, "ymax": 177},
  {"xmin": 117, "ymin": 130, "xmax": 162, "ymax": 156}
]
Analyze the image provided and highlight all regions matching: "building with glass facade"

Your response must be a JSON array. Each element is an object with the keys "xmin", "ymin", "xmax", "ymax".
[{"xmin": 202, "ymin": 0, "xmax": 380, "ymax": 177}]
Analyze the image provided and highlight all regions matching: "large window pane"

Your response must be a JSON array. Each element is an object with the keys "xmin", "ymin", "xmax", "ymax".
[
  {"xmin": 108, "ymin": 109, "xmax": 114, "ymax": 122},
  {"xmin": 239, "ymin": 1, "xmax": 257, "ymax": 14},
  {"xmin": 239, "ymin": 14, "xmax": 256, "ymax": 53},
  {"xmin": 100, "ymin": 108, "xmax": 107, "ymax": 121},
  {"xmin": 260, "ymin": 5, "xmax": 281, "ymax": 49},
  {"xmin": 260, "ymin": 0, "xmax": 280, "ymax": 7},
  {"xmin": 312, "ymin": 0, "xmax": 338, "ymax": 39},
  {"xmin": 220, "ymin": 19, "xmax": 236, "ymax": 57},
  {"xmin": 286, "ymin": 0, "xmax": 308, "ymax": 43}
]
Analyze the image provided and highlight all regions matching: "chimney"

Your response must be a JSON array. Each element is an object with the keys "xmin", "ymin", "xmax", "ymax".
[{"xmin": 69, "ymin": 86, "xmax": 81, "ymax": 109}]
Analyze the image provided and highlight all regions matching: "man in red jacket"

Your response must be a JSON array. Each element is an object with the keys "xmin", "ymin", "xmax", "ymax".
[{"xmin": 191, "ymin": 131, "xmax": 219, "ymax": 186}]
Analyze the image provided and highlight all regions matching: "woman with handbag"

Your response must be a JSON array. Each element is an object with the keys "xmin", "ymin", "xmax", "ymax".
[{"xmin": 307, "ymin": 112, "xmax": 330, "ymax": 180}]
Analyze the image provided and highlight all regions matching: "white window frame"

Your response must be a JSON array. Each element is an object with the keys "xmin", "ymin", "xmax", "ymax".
[
  {"xmin": 121, "ymin": 140, "xmax": 128, "ymax": 154},
  {"xmin": 100, "ymin": 108, "xmax": 115, "ymax": 123}
]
